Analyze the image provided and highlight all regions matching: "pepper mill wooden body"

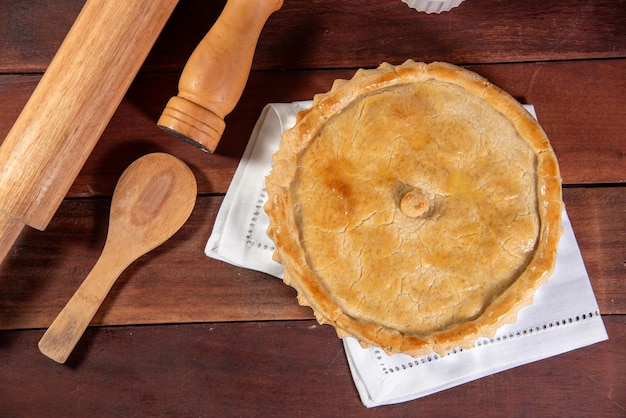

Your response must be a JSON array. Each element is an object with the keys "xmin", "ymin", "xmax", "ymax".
[
  {"xmin": 158, "ymin": 0, "xmax": 284, "ymax": 152},
  {"xmin": 0, "ymin": 0, "xmax": 178, "ymax": 265}
]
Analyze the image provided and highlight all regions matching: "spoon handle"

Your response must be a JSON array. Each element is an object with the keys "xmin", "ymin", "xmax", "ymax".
[{"xmin": 38, "ymin": 249, "xmax": 128, "ymax": 364}]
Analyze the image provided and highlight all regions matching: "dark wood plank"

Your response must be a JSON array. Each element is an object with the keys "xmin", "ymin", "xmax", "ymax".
[
  {"xmin": 0, "ymin": 0, "xmax": 82, "ymax": 72},
  {"xmin": 0, "ymin": 186, "xmax": 622, "ymax": 330},
  {"xmin": 256, "ymin": 0, "xmax": 626, "ymax": 68},
  {"xmin": 0, "ymin": 196, "xmax": 312, "ymax": 331},
  {"xmin": 0, "ymin": 316, "xmax": 623, "ymax": 416},
  {"xmin": 0, "ymin": 0, "xmax": 226, "ymax": 73},
  {"xmin": 2, "ymin": 0, "xmax": 625, "ymax": 73},
  {"xmin": 0, "ymin": 72, "xmax": 242, "ymax": 197},
  {"xmin": 565, "ymin": 187, "xmax": 626, "ymax": 315},
  {"xmin": 1, "ymin": 1, "xmax": 623, "ymax": 415},
  {"xmin": 1, "ymin": 59, "xmax": 624, "ymax": 196}
]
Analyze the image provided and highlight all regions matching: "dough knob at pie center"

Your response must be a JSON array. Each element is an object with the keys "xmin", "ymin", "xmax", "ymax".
[{"xmin": 400, "ymin": 189, "xmax": 429, "ymax": 217}]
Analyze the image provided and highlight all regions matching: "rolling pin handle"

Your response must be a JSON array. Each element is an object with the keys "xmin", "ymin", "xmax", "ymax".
[
  {"xmin": 0, "ymin": 213, "xmax": 25, "ymax": 264},
  {"xmin": 0, "ymin": 0, "xmax": 178, "ymax": 267},
  {"xmin": 157, "ymin": 0, "xmax": 284, "ymax": 152}
]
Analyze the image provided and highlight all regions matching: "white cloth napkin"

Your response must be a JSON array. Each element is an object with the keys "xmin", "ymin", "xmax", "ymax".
[{"xmin": 206, "ymin": 102, "xmax": 608, "ymax": 407}]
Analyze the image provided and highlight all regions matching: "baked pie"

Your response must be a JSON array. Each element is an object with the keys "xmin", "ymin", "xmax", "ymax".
[{"xmin": 265, "ymin": 60, "xmax": 562, "ymax": 357}]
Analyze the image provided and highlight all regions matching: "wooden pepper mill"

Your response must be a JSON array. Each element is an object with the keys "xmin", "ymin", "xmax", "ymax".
[
  {"xmin": 158, "ymin": 0, "xmax": 284, "ymax": 152},
  {"xmin": 0, "ymin": 0, "xmax": 179, "ymax": 266}
]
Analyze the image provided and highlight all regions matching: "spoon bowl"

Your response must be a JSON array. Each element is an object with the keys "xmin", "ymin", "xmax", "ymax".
[{"xmin": 38, "ymin": 152, "xmax": 197, "ymax": 363}]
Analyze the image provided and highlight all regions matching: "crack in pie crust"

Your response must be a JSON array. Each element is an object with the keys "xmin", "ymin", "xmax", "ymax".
[{"xmin": 265, "ymin": 60, "xmax": 563, "ymax": 357}]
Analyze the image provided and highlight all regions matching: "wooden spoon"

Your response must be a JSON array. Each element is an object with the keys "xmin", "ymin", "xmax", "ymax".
[{"xmin": 38, "ymin": 153, "xmax": 197, "ymax": 363}]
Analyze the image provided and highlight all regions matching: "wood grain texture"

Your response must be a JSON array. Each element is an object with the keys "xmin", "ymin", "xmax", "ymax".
[
  {"xmin": 1, "ymin": 0, "xmax": 625, "ymax": 73},
  {"xmin": 158, "ymin": 0, "xmax": 283, "ymax": 152},
  {"xmin": 38, "ymin": 153, "xmax": 197, "ymax": 363},
  {"xmin": 564, "ymin": 187, "xmax": 626, "ymax": 315},
  {"xmin": 0, "ymin": 317, "xmax": 624, "ymax": 416},
  {"xmin": 0, "ymin": 0, "xmax": 178, "ymax": 230},
  {"xmin": 0, "ymin": 187, "xmax": 622, "ymax": 331},
  {"xmin": 0, "ymin": 0, "xmax": 623, "ymax": 413},
  {"xmin": 1, "ymin": 60, "xmax": 624, "ymax": 195},
  {"xmin": 0, "ymin": 195, "xmax": 311, "ymax": 331}
]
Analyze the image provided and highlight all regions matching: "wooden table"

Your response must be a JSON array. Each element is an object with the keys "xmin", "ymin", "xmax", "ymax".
[{"xmin": 1, "ymin": 0, "xmax": 624, "ymax": 415}]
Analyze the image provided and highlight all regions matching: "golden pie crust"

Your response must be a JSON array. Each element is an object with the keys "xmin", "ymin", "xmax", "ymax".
[{"xmin": 265, "ymin": 60, "xmax": 562, "ymax": 357}]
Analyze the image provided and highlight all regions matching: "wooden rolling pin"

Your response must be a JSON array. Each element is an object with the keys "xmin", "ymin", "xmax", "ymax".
[
  {"xmin": 158, "ymin": 0, "xmax": 284, "ymax": 152},
  {"xmin": 0, "ymin": 0, "xmax": 179, "ymax": 265}
]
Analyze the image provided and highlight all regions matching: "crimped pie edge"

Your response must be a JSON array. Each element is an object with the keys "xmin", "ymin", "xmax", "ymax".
[{"xmin": 264, "ymin": 60, "xmax": 563, "ymax": 357}]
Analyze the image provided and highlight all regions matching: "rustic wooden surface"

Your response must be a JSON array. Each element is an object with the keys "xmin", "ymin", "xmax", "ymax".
[{"xmin": 0, "ymin": 0, "xmax": 624, "ymax": 416}]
